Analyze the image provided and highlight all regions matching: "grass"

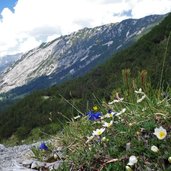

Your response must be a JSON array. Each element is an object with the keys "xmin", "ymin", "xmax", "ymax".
[
  {"xmin": 3, "ymin": 69, "xmax": 171, "ymax": 170},
  {"xmin": 54, "ymin": 83, "xmax": 171, "ymax": 171},
  {"xmin": 26, "ymin": 69, "xmax": 171, "ymax": 170}
]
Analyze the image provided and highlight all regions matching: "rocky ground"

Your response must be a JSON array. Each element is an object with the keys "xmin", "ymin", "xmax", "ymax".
[
  {"xmin": 0, "ymin": 143, "xmax": 36, "ymax": 171},
  {"xmin": 0, "ymin": 142, "xmax": 63, "ymax": 171}
]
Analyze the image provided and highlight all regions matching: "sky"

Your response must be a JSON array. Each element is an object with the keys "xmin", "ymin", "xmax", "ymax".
[{"xmin": 0, "ymin": 0, "xmax": 171, "ymax": 57}]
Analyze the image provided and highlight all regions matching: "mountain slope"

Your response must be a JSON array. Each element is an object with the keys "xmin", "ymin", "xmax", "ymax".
[
  {"xmin": 0, "ymin": 13, "xmax": 171, "ymax": 140},
  {"xmin": 0, "ymin": 14, "xmax": 165, "ymax": 94},
  {"xmin": 0, "ymin": 54, "xmax": 22, "ymax": 74}
]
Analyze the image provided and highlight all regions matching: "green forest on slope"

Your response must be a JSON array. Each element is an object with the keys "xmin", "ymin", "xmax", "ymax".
[{"xmin": 0, "ymin": 13, "xmax": 171, "ymax": 142}]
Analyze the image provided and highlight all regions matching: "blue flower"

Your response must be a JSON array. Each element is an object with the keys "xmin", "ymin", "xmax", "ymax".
[
  {"xmin": 87, "ymin": 111, "xmax": 101, "ymax": 121},
  {"xmin": 39, "ymin": 142, "xmax": 48, "ymax": 150},
  {"xmin": 108, "ymin": 109, "xmax": 117, "ymax": 115},
  {"xmin": 108, "ymin": 109, "xmax": 112, "ymax": 113}
]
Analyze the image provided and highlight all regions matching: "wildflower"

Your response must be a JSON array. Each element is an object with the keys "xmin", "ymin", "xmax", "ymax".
[
  {"xmin": 137, "ymin": 94, "xmax": 146, "ymax": 103},
  {"xmin": 92, "ymin": 128, "xmax": 105, "ymax": 136},
  {"xmin": 49, "ymin": 117, "xmax": 52, "ymax": 122},
  {"xmin": 102, "ymin": 120, "xmax": 113, "ymax": 128},
  {"xmin": 73, "ymin": 115, "xmax": 81, "ymax": 120},
  {"xmin": 129, "ymin": 123, "xmax": 133, "ymax": 127},
  {"xmin": 87, "ymin": 111, "xmax": 101, "ymax": 121},
  {"xmin": 151, "ymin": 145, "xmax": 159, "ymax": 153},
  {"xmin": 101, "ymin": 137, "xmax": 109, "ymax": 142},
  {"xmin": 101, "ymin": 110, "xmax": 117, "ymax": 119},
  {"xmin": 125, "ymin": 165, "xmax": 133, "ymax": 171},
  {"xmin": 108, "ymin": 110, "xmax": 117, "ymax": 115},
  {"xmin": 135, "ymin": 88, "xmax": 144, "ymax": 94},
  {"xmin": 135, "ymin": 88, "xmax": 147, "ymax": 103},
  {"xmin": 168, "ymin": 157, "xmax": 171, "ymax": 163},
  {"xmin": 108, "ymin": 93, "xmax": 124, "ymax": 104},
  {"xmin": 142, "ymin": 107, "xmax": 147, "ymax": 112},
  {"xmin": 103, "ymin": 113, "xmax": 112, "ymax": 119},
  {"xmin": 93, "ymin": 106, "xmax": 98, "ymax": 111},
  {"xmin": 153, "ymin": 126, "xmax": 167, "ymax": 140},
  {"xmin": 126, "ymin": 142, "xmax": 131, "ymax": 151},
  {"xmin": 115, "ymin": 108, "xmax": 126, "ymax": 116},
  {"xmin": 127, "ymin": 155, "xmax": 138, "ymax": 166},
  {"xmin": 39, "ymin": 142, "xmax": 48, "ymax": 150},
  {"xmin": 86, "ymin": 135, "xmax": 94, "ymax": 143},
  {"xmin": 104, "ymin": 112, "xmax": 116, "ymax": 118},
  {"xmin": 108, "ymin": 98, "xmax": 124, "ymax": 104}
]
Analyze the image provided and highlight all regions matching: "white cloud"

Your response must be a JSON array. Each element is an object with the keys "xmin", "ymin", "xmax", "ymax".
[
  {"xmin": 47, "ymin": 34, "xmax": 60, "ymax": 42},
  {"xmin": 0, "ymin": 0, "xmax": 171, "ymax": 57},
  {"xmin": 131, "ymin": 0, "xmax": 171, "ymax": 18}
]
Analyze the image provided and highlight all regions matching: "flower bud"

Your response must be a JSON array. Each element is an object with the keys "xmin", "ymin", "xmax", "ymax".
[
  {"xmin": 168, "ymin": 157, "xmax": 171, "ymax": 163},
  {"xmin": 151, "ymin": 145, "xmax": 159, "ymax": 153},
  {"xmin": 53, "ymin": 153, "xmax": 58, "ymax": 159},
  {"xmin": 125, "ymin": 165, "xmax": 133, "ymax": 171}
]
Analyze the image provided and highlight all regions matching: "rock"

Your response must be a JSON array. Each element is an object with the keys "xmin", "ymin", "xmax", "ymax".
[
  {"xmin": 0, "ymin": 144, "xmax": 6, "ymax": 152},
  {"xmin": 21, "ymin": 149, "xmax": 35, "ymax": 160},
  {"xmin": 53, "ymin": 160, "xmax": 63, "ymax": 170},
  {"xmin": 22, "ymin": 160, "xmax": 33, "ymax": 168},
  {"xmin": 31, "ymin": 161, "xmax": 39, "ymax": 169},
  {"xmin": 0, "ymin": 140, "xmax": 64, "ymax": 171},
  {"xmin": 37, "ymin": 161, "xmax": 46, "ymax": 168}
]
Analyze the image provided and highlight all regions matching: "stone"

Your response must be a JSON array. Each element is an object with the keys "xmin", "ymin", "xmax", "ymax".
[
  {"xmin": 31, "ymin": 161, "xmax": 39, "ymax": 169},
  {"xmin": 22, "ymin": 160, "xmax": 33, "ymax": 168},
  {"xmin": 53, "ymin": 160, "xmax": 63, "ymax": 170},
  {"xmin": 0, "ymin": 144, "xmax": 6, "ymax": 152},
  {"xmin": 36, "ymin": 161, "xmax": 46, "ymax": 167}
]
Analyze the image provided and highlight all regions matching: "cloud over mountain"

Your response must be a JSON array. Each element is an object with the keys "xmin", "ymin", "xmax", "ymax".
[{"xmin": 0, "ymin": 0, "xmax": 171, "ymax": 57}]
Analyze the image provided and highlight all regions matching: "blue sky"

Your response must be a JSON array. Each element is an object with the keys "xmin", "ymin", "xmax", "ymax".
[
  {"xmin": 0, "ymin": 0, "xmax": 17, "ymax": 13},
  {"xmin": 0, "ymin": 0, "xmax": 171, "ymax": 57}
]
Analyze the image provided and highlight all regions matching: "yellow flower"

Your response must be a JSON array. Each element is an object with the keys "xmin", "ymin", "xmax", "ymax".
[
  {"xmin": 92, "ymin": 128, "xmax": 105, "ymax": 136},
  {"xmin": 153, "ymin": 126, "xmax": 167, "ymax": 140},
  {"xmin": 151, "ymin": 145, "xmax": 159, "ymax": 153},
  {"xmin": 103, "ymin": 113, "xmax": 113, "ymax": 118},
  {"xmin": 93, "ymin": 106, "xmax": 98, "ymax": 111}
]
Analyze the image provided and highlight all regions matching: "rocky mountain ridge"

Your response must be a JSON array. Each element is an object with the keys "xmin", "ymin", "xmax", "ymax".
[{"xmin": 0, "ymin": 14, "xmax": 165, "ymax": 94}]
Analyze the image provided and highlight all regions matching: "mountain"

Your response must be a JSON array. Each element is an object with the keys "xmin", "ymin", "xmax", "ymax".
[
  {"xmin": 0, "ymin": 14, "xmax": 165, "ymax": 95},
  {"xmin": 0, "ymin": 53, "xmax": 22, "ymax": 74},
  {"xmin": 0, "ymin": 13, "xmax": 170, "ymax": 140}
]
